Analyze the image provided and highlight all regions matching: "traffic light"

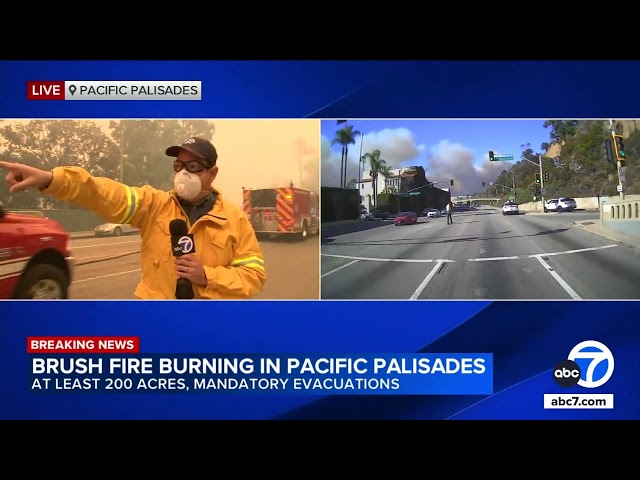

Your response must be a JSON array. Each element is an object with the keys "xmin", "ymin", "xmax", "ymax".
[
  {"xmin": 613, "ymin": 134, "xmax": 626, "ymax": 161},
  {"xmin": 488, "ymin": 151, "xmax": 495, "ymax": 162},
  {"xmin": 544, "ymin": 172, "xmax": 549, "ymax": 182},
  {"xmin": 604, "ymin": 138, "xmax": 615, "ymax": 164},
  {"xmin": 450, "ymin": 179, "xmax": 454, "ymax": 186},
  {"xmin": 535, "ymin": 173, "xmax": 541, "ymax": 184}
]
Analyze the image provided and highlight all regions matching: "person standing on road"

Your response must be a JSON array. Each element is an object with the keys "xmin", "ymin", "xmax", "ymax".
[
  {"xmin": 446, "ymin": 201, "xmax": 454, "ymax": 225},
  {"xmin": 0, "ymin": 137, "xmax": 266, "ymax": 300}
]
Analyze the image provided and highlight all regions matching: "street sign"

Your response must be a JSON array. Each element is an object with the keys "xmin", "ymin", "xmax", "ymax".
[
  {"xmin": 494, "ymin": 155, "xmax": 515, "ymax": 161},
  {"xmin": 408, "ymin": 192, "xmax": 420, "ymax": 196},
  {"xmin": 619, "ymin": 166, "xmax": 626, "ymax": 183}
]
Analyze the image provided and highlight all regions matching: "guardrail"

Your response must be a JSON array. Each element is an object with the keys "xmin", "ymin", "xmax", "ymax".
[{"xmin": 602, "ymin": 199, "xmax": 640, "ymax": 221}]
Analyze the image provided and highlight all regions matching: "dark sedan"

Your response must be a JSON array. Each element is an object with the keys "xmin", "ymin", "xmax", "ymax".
[{"xmin": 394, "ymin": 211, "xmax": 418, "ymax": 225}]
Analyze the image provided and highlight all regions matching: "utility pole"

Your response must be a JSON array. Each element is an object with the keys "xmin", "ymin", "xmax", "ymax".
[
  {"xmin": 538, "ymin": 154, "xmax": 544, "ymax": 207},
  {"xmin": 358, "ymin": 133, "xmax": 364, "ymax": 202},
  {"xmin": 610, "ymin": 119, "xmax": 625, "ymax": 200},
  {"xmin": 511, "ymin": 170, "xmax": 516, "ymax": 201}
]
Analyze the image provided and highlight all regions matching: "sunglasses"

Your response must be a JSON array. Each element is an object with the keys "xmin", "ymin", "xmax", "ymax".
[{"xmin": 173, "ymin": 160, "xmax": 209, "ymax": 173}]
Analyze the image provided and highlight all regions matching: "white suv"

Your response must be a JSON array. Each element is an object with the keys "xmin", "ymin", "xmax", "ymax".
[
  {"xmin": 502, "ymin": 202, "xmax": 519, "ymax": 215},
  {"xmin": 545, "ymin": 197, "xmax": 576, "ymax": 213}
]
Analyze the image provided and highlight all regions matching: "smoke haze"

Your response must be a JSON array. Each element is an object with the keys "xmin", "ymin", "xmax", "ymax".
[{"xmin": 322, "ymin": 127, "xmax": 507, "ymax": 194}]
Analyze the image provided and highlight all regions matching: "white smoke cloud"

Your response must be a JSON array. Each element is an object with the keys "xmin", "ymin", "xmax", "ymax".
[
  {"xmin": 321, "ymin": 128, "xmax": 425, "ymax": 187},
  {"xmin": 321, "ymin": 126, "xmax": 510, "ymax": 194},
  {"xmin": 417, "ymin": 140, "xmax": 507, "ymax": 194}
]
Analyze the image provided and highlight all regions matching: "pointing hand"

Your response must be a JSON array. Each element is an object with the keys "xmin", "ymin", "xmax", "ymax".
[{"xmin": 0, "ymin": 161, "xmax": 53, "ymax": 193}]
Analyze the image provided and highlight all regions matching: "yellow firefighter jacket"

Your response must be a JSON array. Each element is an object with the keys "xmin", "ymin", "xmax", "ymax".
[{"xmin": 45, "ymin": 166, "xmax": 266, "ymax": 299}]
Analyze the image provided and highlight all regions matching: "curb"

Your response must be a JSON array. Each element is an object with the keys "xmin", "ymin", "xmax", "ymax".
[
  {"xmin": 76, "ymin": 250, "xmax": 141, "ymax": 266},
  {"xmin": 71, "ymin": 234, "xmax": 97, "ymax": 240},
  {"xmin": 572, "ymin": 222, "xmax": 640, "ymax": 251},
  {"xmin": 321, "ymin": 220, "xmax": 360, "ymax": 228}
]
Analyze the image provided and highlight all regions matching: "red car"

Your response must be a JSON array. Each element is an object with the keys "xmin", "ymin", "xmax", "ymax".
[
  {"xmin": 394, "ymin": 211, "xmax": 418, "ymax": 225},
  {"xmin": 0, "ymin": 206, "xmax": 74, "ymax": 299}
]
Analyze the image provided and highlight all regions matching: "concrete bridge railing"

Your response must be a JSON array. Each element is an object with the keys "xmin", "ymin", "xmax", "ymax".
[
  {"xmin": 603, "ymin": 199, "xmax": 640, "ymax": 221},
  {"xmin": 600, "ymin": 198, "xmax": 640, "ymax": 237}
]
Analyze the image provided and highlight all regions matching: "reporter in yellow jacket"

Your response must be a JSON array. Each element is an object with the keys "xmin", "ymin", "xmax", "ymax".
[{"xmin": 0, "ymin": 137, "xmax": 266, "ymax": 300}]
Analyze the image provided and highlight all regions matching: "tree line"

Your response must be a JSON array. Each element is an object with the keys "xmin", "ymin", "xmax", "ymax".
[
  {"xmin": 484, "ymin": 120, "xmax": 640, "ymax": 202},
  {"xmin": 0, "ymin": 120, "xmax": 215, "ymax": 209}
]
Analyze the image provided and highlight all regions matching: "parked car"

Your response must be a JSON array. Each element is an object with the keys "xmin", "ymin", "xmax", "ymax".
[
  {"xmin": 544, "ymin": 197, "xmax": 576, "ymax": 213},
  {"xmin": 425, "ymin": 208, "xmax": 441, "ymax": 218},
  {"xmin": 394, "ymin": 211, "xmax": 418, "ymax": 225},
  {"xmin": 370, "ymin": 210, "xmax": 393, "ymax": 220},
  {"xmin": 0, "ymin": 205, "xmax": 74, "ymax": 299},
  {"xmin": 94, "ymin": 222, "xmax": 139, "ymax": 236},
  {"xmin": 502, "ymin": 201, "xmax": 519, "ymax": 215},
  {"xmin": 360, "ymin": 211, "xmax": 374, "ymax": 221}
]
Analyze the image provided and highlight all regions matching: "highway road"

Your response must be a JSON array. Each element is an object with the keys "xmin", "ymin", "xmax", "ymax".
[
  {"xmin": 321, "ymin": 207, "xmax": 640, "ymax": 300},
  {"xmin": 69, "ymin": 233, "xmax": 319, "ymax": 300}
]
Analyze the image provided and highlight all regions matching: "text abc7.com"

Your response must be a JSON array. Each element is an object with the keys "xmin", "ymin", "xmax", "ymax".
[{"xmin": 544, "ymin": 340, "xmax": 615, "ymax": 410}]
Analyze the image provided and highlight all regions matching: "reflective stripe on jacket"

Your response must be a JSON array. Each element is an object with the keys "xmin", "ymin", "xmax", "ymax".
[{"xmin": 46, "ymin": 166, "xmax": 266, "ymax": 299}]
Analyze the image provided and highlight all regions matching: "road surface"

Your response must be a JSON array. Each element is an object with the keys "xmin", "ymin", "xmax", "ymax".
[
  {"xmin": 321, "ymin": 208, "xmax": 640, "ymax": 300},
  {"xmin": 69, "ymin": 233, "xmax": 319, "ymax": 299}
]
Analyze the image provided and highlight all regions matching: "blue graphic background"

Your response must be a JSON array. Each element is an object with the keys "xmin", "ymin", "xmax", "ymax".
[
  {"xmin": 2, "ymin": 60, "xmax": 640, "ymax": 118},
  {"xmin": 1, "ymin": 301, "xmax": 638, "ymax": 419},
  {"xmin": 27, "ymin": 353, "xmax": 493, "ymax": 395},
  {"xmin": 1, "ymin": 60, "xmax": 639, "ymax": 419}
]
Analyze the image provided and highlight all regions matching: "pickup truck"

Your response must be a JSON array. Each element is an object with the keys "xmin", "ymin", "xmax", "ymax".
[{"xmin": 0, "ymin": 206, "xmax": 74, "ymax": 299}]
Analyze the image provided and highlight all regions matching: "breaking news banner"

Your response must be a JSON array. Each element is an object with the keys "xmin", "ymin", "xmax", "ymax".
[{"xmin": 27, "ymin": 337, "xmax": 493, "ymax": 395}]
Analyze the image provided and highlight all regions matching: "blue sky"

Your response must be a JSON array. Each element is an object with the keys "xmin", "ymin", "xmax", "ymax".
[
  {"xmin": 322, "ymin": 120, "xmax": 550, "ymax": 166},
  {"xmin": 320, "ymin": 119, "xmax": 553, "ymax": 194}
]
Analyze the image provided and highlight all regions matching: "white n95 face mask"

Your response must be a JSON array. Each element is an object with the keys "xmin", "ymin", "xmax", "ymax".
[{"xmin": 173, "ymin": 171, "xmax": 202, "ymax": 201}]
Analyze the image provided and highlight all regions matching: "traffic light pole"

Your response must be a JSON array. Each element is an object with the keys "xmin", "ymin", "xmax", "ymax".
[
  {"xmin": 521, "ymin": 154, "xmax": 544, "ymax": 208},
  {"xmin": 610, "ymin": 119, "xmax": 625, "ymax": 200}
]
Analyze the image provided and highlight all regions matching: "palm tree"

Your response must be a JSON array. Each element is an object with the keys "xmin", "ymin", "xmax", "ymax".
[
  {"xmin": 331, "ymin": 125, "xmax": 361, "ymax": 188},
  {"xmin": 362, "ymin": 149, "xmax": 389, "ymax": 207}
]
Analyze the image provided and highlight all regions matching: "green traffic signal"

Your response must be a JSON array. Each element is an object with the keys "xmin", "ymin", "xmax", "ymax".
[
  {"xmin": 535, "ymin": 173, "xmax": 541, "ymax": 184},
  {"xmin": 488, "ymin": 151, "xmax": 495, "ymax": 161},
  {"xmin": 614, "ymin": 135, "xmax": 626, "ymax": 159}
]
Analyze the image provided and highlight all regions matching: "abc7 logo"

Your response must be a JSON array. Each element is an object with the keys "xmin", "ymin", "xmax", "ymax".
[
  {"xmin": 178, "ymin": 236, "xmax": 194, "ymax": 254},
  {"xmin": 553, "ymin": 340, "xmax": 614, "ymax": 388}
]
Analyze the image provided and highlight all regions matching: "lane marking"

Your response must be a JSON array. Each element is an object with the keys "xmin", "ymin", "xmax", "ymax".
[
  {"xmin": 533, "ymin": 256, "xmax": 582, "ymax": 300},
  {"xmin": 72, "ymin": 240, "xmax": 141, "ymax": 250},
  {"xmin": 541, "ymin": 244, "xmax": 617, "ymax": 257},
  {"xmin": 74, "ymin": 269, "xmax": 141, "ymax": 284},
  {"xmin": 466, "ymin": 244, "xmax": 618, "ymax": 262},
  {"xmin": 321, "ymin": 260, "xmax": 360, "ymax": 278},
  {"xmin": 409, "ymin": 261, "xmax": 444, "ymax": 300},
  {"xmin": 469, "ymin": 256, "xmax": 519, "ymax": 262},
  {"xmin": 321, "ymin": 253, "xmax": 455, "ymax": 263}
]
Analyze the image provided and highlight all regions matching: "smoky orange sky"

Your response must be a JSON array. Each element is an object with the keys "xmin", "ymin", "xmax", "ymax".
[
  {"xmin": 0, "ymin": 119, "xmax": 321, "ymax": 207},
  {"xmin": 209, "ymin": 120, "xmax": 320, "ymax": 205}
]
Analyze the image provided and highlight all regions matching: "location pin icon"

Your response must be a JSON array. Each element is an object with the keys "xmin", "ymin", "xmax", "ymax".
[{"xmin": 69, "ymin": 85, "xmax": 77, "ymax": 96}]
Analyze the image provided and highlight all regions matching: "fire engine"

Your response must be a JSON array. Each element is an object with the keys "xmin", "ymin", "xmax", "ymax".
[
  {"xmin": 243, "ymin": 186, "xmax": 319, "ymax": 240},
  {"xmin": 0, "ymin": 205, "xmax": 74, "ymax": 299}
]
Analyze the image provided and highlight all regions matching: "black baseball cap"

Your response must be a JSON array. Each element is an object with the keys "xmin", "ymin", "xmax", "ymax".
[{"xmin": 166, "ymin": 137, "xmax": 218, "ymax": 168}]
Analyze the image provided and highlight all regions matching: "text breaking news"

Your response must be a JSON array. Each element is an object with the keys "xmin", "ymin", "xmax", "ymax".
[{"xmin": 27, "ymin": 337, "xmax": 493, "ymax": 395}]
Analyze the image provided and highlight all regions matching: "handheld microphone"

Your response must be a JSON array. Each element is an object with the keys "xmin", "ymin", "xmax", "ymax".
[{"xmin": 169, "ymin": 219, "xmax": 195, "ymax": 300}]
